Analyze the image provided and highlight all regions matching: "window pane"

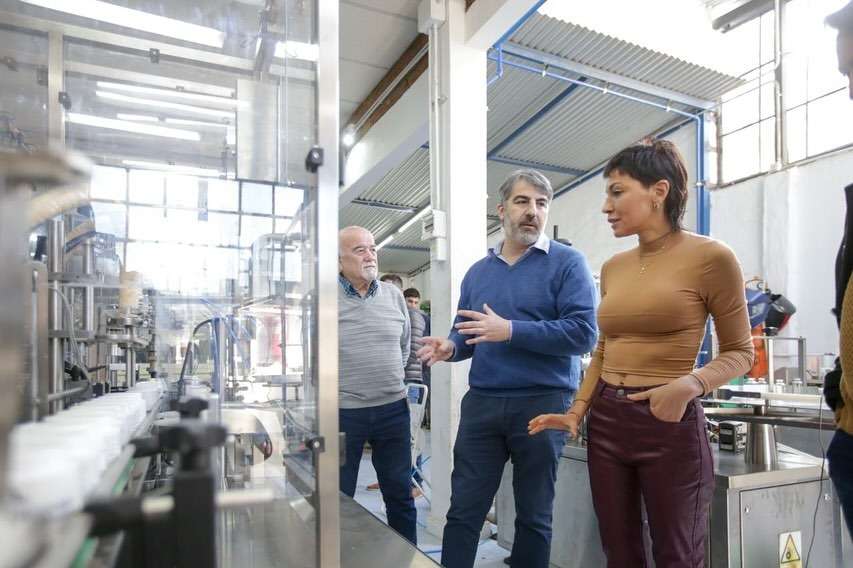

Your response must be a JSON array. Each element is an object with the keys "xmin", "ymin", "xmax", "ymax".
[
  {"xmin": 721, "ymin": 89, "xmax": 759, "ymax": 134},
  {"xmin": 275, "ymin": 217, "xmax": 296, "ymax": 233},
  {"xmin": 759, "ymin": 11, "xmax": 775, "ymax": 65},
  {"xmin": 128, "ymin": 206, "xmax": 165, "ymax": 241},
  {"xmin": 90, "ymin": 166, "xmax": 126, "ymax": 200},
  {"xmin": 164, "ymin": 209, "xmax": 204, "ymax": 244},
  {"xmin": 759, "ymin": 75, "xmax": 774, "ymax": 121},
  {"xmin": 783, "ymin": 52, "xmax": 808, "ymax": 110},
  {"xmin": 207, "ymin": 179, "xmax": 239, "ymax": 211},
  {"xmin": 166, "ymin": 175, "xmax": 200, "ymax": 208},
  {"xmin": 722, "ymin": 124, "xmax": 759, "ymax": 182},
  {"xmin": 275, "ymin": 185, "xmax": 304, "ymax": 217},
  {"xmin": 129, "ymin": 170, "xmax": 165, "ymax": 205},
  {"xmin": 806, "ymin": 0, "xmax": 848, "ymax": 100},
  {"xmin": 759, "ymin": 118, "xmax": 776, "ymax": 172},
  {"xmin": 91, "ymin": 202, "xmax": 127, "ymax": 239},
  {"xmin": 240, "ymin": 216, "xmax": 273, "ymax": 247},
  {"xmin": 241, "ymin": 182, "xmax": 273, "ymax": 214},
  {"xmin": 207, "ymin": 213, "xmax": 240, "ymax": 247},
  {"xmin": 786, "ymin": 106, "xmax": 807, "ymax": 162},
  {"xmin": 807, "ymin": 89, "xmax": 853, "ymax": 157}
]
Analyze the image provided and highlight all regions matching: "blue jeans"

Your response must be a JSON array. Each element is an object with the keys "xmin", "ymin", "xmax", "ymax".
[
  {"xmin": 441, "ymin": 390, "xmax": 571, "ymax": 568},
  {"xmin": 339, "ymin": 398, "xmax": 417, "ymax": 544},
  {"xmin": 828, "ymin": 428, "xmax": 853, "ymax": 538}
]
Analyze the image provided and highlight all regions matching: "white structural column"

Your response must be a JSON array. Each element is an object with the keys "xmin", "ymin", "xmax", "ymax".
[{"xmin": 426, "ymin": 0, "xmax": 539, "ymax": 536}]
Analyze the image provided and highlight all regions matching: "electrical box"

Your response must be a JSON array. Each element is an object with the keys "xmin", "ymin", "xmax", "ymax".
[
  {"xmin": 418, "ymin": 0, "xmax": 446, "ymax": 33},
  {"xmin": 421, "ymin": 209, "xmax": 446, "ymax": 240},
  {"xmin": 718, "ymin": 421, "xmax": 747, "ymax": 453}
]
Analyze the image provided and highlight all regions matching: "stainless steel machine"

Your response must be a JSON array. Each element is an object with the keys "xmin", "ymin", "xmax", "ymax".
[
  {"xmin": 0, "ymin": 2, "xmax": 434, "ymax": 566},
  {"xmin": 496, "ymin": 389, "xmax": 852, "ymax": 567}
]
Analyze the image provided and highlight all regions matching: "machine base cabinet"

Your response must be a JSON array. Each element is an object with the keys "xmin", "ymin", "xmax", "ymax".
[{"xmin": 496, "ymin": 443, "xmax": 852, "ymax": 567}]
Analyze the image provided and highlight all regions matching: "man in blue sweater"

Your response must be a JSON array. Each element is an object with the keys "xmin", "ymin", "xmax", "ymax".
[{"xmin": 418, "ymin": 170, "xmax": 598, "ymax": 568}]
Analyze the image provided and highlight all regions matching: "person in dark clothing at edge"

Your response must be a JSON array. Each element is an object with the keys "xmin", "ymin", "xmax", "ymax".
[
  {"xmin": 824, "ymin": 1, "xmax": 853, "ymax": 539},
  {"xmin": 418, "ymin": 169, "xmax": 598, "ymax": 568}
]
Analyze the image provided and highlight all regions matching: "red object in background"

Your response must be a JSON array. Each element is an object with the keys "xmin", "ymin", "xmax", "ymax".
[{"xmin": 747, "ymin": 324, "xmax": 769, "ymax": 378}]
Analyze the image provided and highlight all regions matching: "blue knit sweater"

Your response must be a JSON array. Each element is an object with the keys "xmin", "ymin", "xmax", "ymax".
[{"xmin": 449, "ymin": 241, "xmax": 598, "ymax": 395}]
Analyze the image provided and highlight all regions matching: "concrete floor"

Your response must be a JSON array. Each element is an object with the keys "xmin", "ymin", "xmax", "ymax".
[{"xmin": 352, "ymin": 432, "xmax": 510, "ymax": 568}]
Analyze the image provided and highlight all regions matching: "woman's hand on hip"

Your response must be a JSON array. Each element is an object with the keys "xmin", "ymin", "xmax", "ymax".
[
  {"xmin": 626, "ymin": 375, "xmax": 704, "ymax": 423},
  {"xmin": 528, "ymin": 412, "xmax": 580, "ymax": 438}
]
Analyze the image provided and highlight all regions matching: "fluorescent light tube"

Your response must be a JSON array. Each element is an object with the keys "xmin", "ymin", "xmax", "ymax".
[
  {"xmin": 376, "ymin": 235, "xmax": 395, "ymax": 250},
  {"xmin": 66, "ymin": 113, "xmax": 200, "ymax": 141},
  {"xmin": 164, "ymin": 118, "xmax": 230, "ymax": 128},
  {"xmin": 116, "ymin": 113, "xmax": 158, "ymax": 122},
  {"xmin": 123, "ymin": 160, "xmax": 221, "ymax": 177},
  {"xmin": 97, "ymin": 91, "xmax": 234, "ymax": 119},
  {"xmin": 21, "ymin": 0, "xmax": 225, "ymax": 48},
  {"xmin": 164, "ymin": 118, "xmax": 235, "ymax": 145},
  {"xmin": 396, "ymin": 207, "xmax": 431, "ymax": 234},
  {"xmin": 275, "ymin": 41, "xmax": 319, "ymax": 62},
  {"xmin": 98, "ymin": 81, "xmax": 238, "ymax": 106}
]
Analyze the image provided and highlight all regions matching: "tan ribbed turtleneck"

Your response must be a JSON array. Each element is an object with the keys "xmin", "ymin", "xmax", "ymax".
[{"xmin": 576, "ymin": 231, "xmax": 755, "ymax": 404}]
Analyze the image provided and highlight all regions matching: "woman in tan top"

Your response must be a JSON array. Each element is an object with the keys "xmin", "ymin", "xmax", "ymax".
[{"xmin": 529, "ymin": 140, "xmax": 753, "ymax": 568}]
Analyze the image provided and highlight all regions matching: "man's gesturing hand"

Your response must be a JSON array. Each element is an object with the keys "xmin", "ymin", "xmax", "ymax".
[
  {"xmin": 417, "ymin": 337, "xmax": 455, "ymax": 367},
  {"xmin": 455, "ymin": 304, "xmax": 511, "ymax": 345}
]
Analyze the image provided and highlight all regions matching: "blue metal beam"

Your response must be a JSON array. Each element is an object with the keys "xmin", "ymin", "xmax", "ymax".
[
  {"xmin": 488, "ymin": 155, "xmax": 586, "ymax": 177},
  {"xmin": 488, "ymin": 79, "xmax": 586, "ymax": 159},
  {"xmin": 492, "ymin": 0, "xmax": 549, "ymax": 49}
]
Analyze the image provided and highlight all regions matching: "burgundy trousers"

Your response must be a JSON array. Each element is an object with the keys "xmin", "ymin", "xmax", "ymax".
[{"xmin": 587, "ymin": 380, "xmax": 714, "ymax": 568}]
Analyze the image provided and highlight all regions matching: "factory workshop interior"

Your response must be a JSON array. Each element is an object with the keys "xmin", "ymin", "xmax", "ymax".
[{"xmin": 2, "ymin": 0, "xmax": 853, "ymax": 567}]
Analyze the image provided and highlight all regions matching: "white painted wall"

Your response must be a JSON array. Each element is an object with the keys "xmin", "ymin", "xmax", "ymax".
[{"xmin": 713, "ymin": 148, "xmax": 852, "ymax": 356}]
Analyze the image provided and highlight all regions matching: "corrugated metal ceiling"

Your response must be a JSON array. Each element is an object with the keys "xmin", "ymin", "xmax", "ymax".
[
  {"xmin": 345, "ymin": 10, "xmax": 744, "ymax": 274},
  {"xmin": 357, "ymin": 148, "xmax": 430, "ymax": 208},
  {"xmin": 511, "ymin": 13, "xmax": 742, "ymax": 101},
  {"xmin": 496, "ymin": 85, "xmax": 683, "ymax": 171}
]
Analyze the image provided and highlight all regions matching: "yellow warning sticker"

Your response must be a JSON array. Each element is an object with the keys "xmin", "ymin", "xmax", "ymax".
[{"xmin": 779, "ymin": 531, "xmax": 802, "ymax": 567}]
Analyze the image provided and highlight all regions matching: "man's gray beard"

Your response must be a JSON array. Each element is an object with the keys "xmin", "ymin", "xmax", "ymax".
[
  {"xmin": 364, "ymin": 266, "xmax": 378, "ymax": 280},
  {"xmin": 505, "ymin": 220, "xmax": 539, "ymax": 246}
]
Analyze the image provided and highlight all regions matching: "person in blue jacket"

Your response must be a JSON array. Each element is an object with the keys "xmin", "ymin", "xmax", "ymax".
[{"xmin": 418, "ymin": 169, "xmax": 598, "ymax": 568}]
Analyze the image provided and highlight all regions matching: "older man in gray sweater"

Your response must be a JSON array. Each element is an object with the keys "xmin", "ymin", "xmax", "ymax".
[{"xmin": 337, "ymin": 225, "xmax": 416, "ymax": 544}]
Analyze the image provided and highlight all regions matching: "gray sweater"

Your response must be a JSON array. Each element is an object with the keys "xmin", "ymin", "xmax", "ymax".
[{"xmin": 338, "ymin": 280, "xmax": 411, "ymax": 409}]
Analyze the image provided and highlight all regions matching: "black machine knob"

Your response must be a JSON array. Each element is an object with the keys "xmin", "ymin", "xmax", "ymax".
[
  {"xmin": 159, "ymin": 420, "xmax": 227, "ymax": 472},
  {"xmin": 178, "ymin": 397, "xmax": 208, "ymax": 418}
]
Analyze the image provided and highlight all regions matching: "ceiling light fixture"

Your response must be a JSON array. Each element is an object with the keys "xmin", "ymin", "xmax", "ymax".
[
  {"xmin": 396, "ymin": 207, "xmax": 431, "ymax": 235},
  {"xmin": 122, "ymin": 160, "xmax": 221, "ymax": 177},
  {"xmin": 274, "ymin": 41, "xmax": 319, "ymax": 62},
  {"xmin": 115, "ymin": 113, "xmax": 159, "ymax": 122},
  {"xmin": 97, "ymin": 91, "xmax": 234, "ymax": 119},
  {"xmin": 165, "ymin": 118, "xmax": 236, "ymax": 145},
  {"xmin": 21, "ymin": 0, "xmax": 226, "ymax": 48},
  {"xmin": 98, "ymin": 81, "xmax": 238, "ymax": 106},
  {"xmin": 66, "ymin": 112, "xmax": 200, "ymax": 141},
  {"xmin": 376, "ymin": 235, "xmax": 395, "ymax": 250}
]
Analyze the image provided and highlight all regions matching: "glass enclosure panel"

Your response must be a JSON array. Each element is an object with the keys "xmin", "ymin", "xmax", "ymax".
[{"xmin": 0, "ymin": 0, "xmax": 330, "ymax": 562}]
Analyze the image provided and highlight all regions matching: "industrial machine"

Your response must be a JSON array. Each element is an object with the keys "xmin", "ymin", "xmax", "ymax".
[{"xmin": 0, "ymin": 2, "xmax": 435, "ymax": 567}]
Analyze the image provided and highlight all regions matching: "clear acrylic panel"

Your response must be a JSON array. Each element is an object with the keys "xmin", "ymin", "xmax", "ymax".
[{"xmin": 0, "ymin": 0, "xmax": 329, "ymax": 562}]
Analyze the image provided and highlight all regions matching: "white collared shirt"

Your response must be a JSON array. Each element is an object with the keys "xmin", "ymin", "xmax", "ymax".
[{"xmin": 492, "ymin": 231, "xmax": 551, "ymax": 265}]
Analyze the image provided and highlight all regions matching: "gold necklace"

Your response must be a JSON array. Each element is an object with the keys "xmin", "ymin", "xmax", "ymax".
[{"xmin": 638, "ymin": 232, "xmax": 672, "ymax": 275}]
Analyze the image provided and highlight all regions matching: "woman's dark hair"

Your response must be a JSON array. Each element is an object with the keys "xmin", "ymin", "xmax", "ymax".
[{"xmin": 603, "ymin": 139, "xmax": 689, "ymax": 230}]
